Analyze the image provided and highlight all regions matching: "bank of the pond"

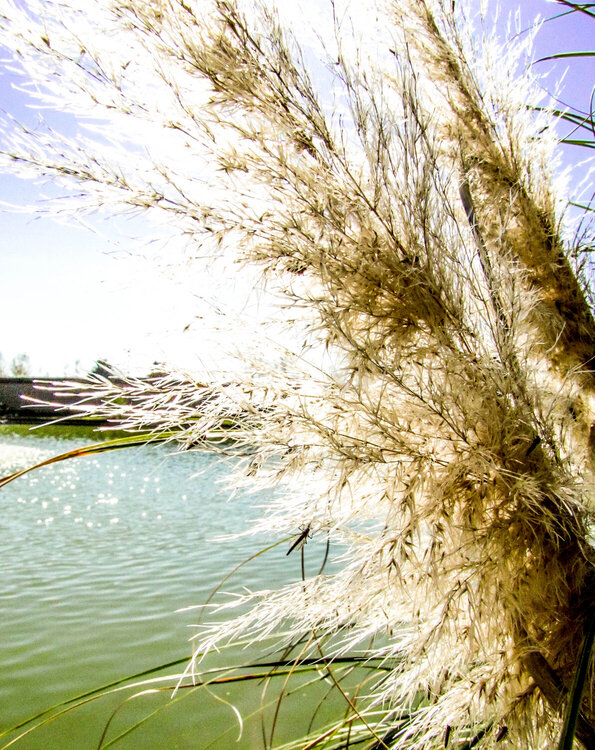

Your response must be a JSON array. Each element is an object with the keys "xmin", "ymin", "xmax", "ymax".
[{"xmin": 0, "ymin": 425, "xmax": 342, "ymax": 749}]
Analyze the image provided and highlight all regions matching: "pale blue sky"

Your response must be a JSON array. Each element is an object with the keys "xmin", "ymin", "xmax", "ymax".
[{"xmin": 0, "ymin": 0, "xmax": 592, "ymax": 376}]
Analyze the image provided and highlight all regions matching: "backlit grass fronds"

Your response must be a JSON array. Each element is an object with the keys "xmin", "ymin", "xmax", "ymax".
[{"xmin": 1, "ymin": 0, "xmax": 594, "ymax": 747}]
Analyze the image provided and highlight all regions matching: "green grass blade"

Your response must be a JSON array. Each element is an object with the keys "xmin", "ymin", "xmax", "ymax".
[
  {"xmin": 557, "ymin": 617, "xmax": 595, "ymax": 750},
  {"xmin": 0, "ymin": 655, "xmax": 392, "ymax": 742},
  {"xmin": 560, "ymin": 139, "xmax": 595, "ymax": 147},
  {"xmin": 550, "ymin": 2, "xmax": 595, "ymax": 20},
  {"xmin": 535, "ymin": 51, "xmax": 595, "ymax": 63},
  {"xmin": 539, "ymin": 108, "xmax": 594, "ymax": 132},
  {"xmin": 0, "ymin": 656, "xmax": 189, "ymax": 739},
  {"xmin": 569, "ymin": 200, "xmax": 595, "ymax": 213},
  {"xmin": 97, "ymin": 685, "xmax": 203, "ymax": 750},
  {"xmin": 0, "ymin": 432, "xmax": 176, "ymax": 489}
]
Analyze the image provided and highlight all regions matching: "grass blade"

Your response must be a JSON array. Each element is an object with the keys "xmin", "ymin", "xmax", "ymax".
[
  {"xmin": 569, "ymin": 200, "xmax": 595, "ymax": 213},
  {"xmin": 0, "ymin": 432, "xmax": 176, "ymax": 489},
  {"xmin": 535, "ymin": 51, "xmax": 595, "ymax": 63},
  {"xmin": 557, "ymin": 616, "xmax": 595, "ymax": 750},
  {"xmin": 560, "ymin": 139, "xmax": 595, "ymax": 147}
]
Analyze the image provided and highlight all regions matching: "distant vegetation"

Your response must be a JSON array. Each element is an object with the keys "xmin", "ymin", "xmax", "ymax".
[{"xmin": 0, "ymin": 353, "xmax": 31, "ymax": 377}]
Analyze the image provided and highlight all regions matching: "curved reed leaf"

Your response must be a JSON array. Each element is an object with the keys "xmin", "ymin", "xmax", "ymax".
[
  {"xmin": 0, "ymin": 432, "xmax": 175, "ymax": 489},
  {"xmin": 570, "ymin": 200, "xmax": 595, "ymax": 213},
  {"xmin": 561, "ymin": 139, "xmax": 595, "ymax": 147},
  {"xmin": 0, "ymin": 656, "xmax": 189, "ymax": 741},
  {"xmin": 551, "ymin": 1, "xmax": 595, "ymax": 20},
  {"xmin": 532, "ymin": 106, "xmax": 594, "ymax": 132},
  {"xmin": 535, "ymin": 51, "xmax": 595, "ymax": 63},
  {"xmin": 0, "ymin": 654, "xmax": 392, "ymax": 749},
  {"xmin": 0, "ymin": 421, "xmax": 241, "ymax": 490},
  {"xmin": 557, "ymin": 616, "xmax": 595, "ymax": 750}
]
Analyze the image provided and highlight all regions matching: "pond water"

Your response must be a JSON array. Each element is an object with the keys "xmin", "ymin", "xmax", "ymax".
[{"xmin": 0, "ymin": 426, "xmax": 346, "ymax": 749}]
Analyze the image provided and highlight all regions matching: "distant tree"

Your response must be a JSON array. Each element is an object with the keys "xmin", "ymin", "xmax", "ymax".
[
  {"xmin": 0, "ymin": 1, "xmax": 593, "ymax": 748},
  {"xmin": 10, "ymin": 354, "xmax": 31, "ymax": 377},
  {"xmin": 148, "ymin": 361, "xmax": 169, "ymax": 379},
  {"xmin": 89, "ymin": 359, "xmax": 114, "ymax": 379}
]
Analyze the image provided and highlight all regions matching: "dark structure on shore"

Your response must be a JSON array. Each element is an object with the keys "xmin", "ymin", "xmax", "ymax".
[{"xmin": 0, "ymin": 378, "xmax": 101, "ymax": 425}]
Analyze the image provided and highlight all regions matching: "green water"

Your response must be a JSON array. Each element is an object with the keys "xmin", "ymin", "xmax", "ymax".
[{"xmin": 0, "ymin": 426, "xmax": 345, "ymax": 749}]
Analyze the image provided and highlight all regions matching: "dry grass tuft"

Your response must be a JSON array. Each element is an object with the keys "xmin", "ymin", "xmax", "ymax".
[{"xmin": 1, "ymin": 0, "xmax": 593, "ymax": 746}]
